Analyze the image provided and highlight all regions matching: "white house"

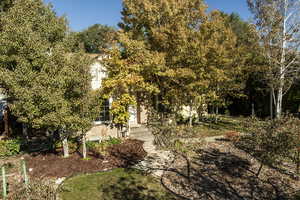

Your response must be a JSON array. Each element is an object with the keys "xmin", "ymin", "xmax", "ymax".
[{"xmin": 85, "ymin": 54, "xmax": 147, "ymax": 141}]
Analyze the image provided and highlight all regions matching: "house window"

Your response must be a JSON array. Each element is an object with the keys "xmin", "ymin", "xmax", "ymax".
[{"xmin": 95, "ymin": 99, "xmax": 110, "ymax": 123}]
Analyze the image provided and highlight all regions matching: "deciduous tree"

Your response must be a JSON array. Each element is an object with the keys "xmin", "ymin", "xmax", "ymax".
[
  {"xmin": 103, "ymin": 0, "xmax": 245, "ymax": 131},
  {"xmin": 248, "ymin": 0, "xmax": 300, "ymax": 118},
  {"xmin": 78, "ymin": 24, "xmax": 116, "ymax": 53},
  {"xmin": 0, "ymin": 0, "xmax": 100, "ymax": 157}
]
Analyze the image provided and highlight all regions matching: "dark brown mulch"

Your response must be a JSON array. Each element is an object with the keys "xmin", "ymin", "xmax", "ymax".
[
  {"xmin": 25, "ymin": 139, "xmax": 147, "ymax": 178},
  {"xmin": 108, "ymin": 139, "xmax": 147, "ymax": 167}
]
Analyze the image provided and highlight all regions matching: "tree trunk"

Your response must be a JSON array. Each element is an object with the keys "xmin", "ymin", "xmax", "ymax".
[
  {"xmin": 3, "ymin": 110, "xmax": 9, "ymax": 137},
  {"xmin": 276, "ymin": 1, "xmax": 287, "ymax": 119},
  {"xmin": 62, "ymin": 137, "xmax": 69, "ymax": 158},
  {"xmin": 22, "ymin": 124, "xmax": 28, "ymax": 140},
  {"xmin": 296, "ymin": 150, "xmax": 299, "ymax": 174},
  {"xmin": 60, "ymin": 129, "xmax": 69, "ymax": 158},
  {"xmin": 47, "ymin": 130, "xmax": 56, "ymax": 153},
  {"xmin": 270, "ymin": 90, "xmax": 273, "ymax": 119},
  {"xmin": 215, "ymin": 106, "xmax": 219, "ymax": 123},
  {"xmin": 82, "ymin": 134, "xmax": 87, "ymax": 159},
  {"xmin": 189, "ymin": 105, "xmax": 193, "ymax": 127},
  {"xmin": 251, "ymin": 103, "xmax": 255, "ymax": 118},
  {"xmin": 276, "ymin": 72, "xmax": 284, "ymax": 119}
]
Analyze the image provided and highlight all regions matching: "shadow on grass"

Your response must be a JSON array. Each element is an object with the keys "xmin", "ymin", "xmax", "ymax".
[
  {"xmin": 101, "ymin": 172, "xmax": 176, "ymax": 200},
  {"xmin": 60, "ymin": 168, "xmax": 177, "ymax": 200}
]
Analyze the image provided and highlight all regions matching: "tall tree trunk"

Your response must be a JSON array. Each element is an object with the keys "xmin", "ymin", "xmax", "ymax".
[
  {"xmin": 276, "ymin": 0, "xmax": 287, "ymax": 119},
  {"xmin": 82, "ymin": 133, "xmax": 87, "ymax": 159},
  {"xmin": 251, "ymin": 103, "xmax": 255, "ymax": 118}
]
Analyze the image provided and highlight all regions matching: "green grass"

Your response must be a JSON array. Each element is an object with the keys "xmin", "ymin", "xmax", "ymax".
[
  {"xmin": 177, "ymin": 115, "xmax": 247, "ymax": 138},
  {"xmin": 60, "ymin": 168, "xmax": 176, "ymax": 200}
]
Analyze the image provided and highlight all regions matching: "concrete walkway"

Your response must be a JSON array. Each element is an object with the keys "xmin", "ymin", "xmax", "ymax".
[{"xmin": 130, "ymin": 126, "xmax": 174, "ymax": 177}]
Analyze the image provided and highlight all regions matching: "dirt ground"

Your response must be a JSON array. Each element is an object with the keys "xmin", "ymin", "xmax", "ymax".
[{"xmin": 161, "ymin": 141, "xmax": 300, "ymax": 200}]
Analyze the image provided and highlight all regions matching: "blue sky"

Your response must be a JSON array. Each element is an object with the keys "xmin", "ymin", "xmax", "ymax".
[{"xmin": 43, "ymin": 0, "xmax": 252, "ymax": 32}]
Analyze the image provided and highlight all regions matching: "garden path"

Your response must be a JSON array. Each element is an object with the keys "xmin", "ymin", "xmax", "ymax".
[
  {"xmin": 130, "ymin": 126, "xmax": 175, "ymax": 177},
  {"xmin": 129, "ymin": 126, "xmax": 228, "ymax": 177}
]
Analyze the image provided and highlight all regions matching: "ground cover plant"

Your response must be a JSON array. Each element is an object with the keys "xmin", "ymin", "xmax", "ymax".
[{"xmin": 0, "ymin": 138, "xmax": 22, "ymax": 157}]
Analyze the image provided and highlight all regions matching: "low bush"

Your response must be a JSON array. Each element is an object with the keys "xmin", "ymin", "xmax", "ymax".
[{"xmin": 0, "ymin": 139, "xmax": 22, "ymax": 158}]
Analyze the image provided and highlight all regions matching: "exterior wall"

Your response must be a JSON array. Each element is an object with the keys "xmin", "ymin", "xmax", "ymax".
[
  {"xmin": 90, "ymin": 61, "xmax": 106, "ymax": 90},
  {"xmin": 85, "ymin": 124, "xmax": 118, "ymax": 141}
]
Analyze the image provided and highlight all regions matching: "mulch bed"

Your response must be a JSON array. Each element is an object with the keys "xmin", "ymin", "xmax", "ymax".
[
  {"xmin": 25, "ymin": 139, "xmax": 147, "ymax": 178},
  {"xmin": 161, "ymin": 141, "xmax": 300, "ymax": 200}
]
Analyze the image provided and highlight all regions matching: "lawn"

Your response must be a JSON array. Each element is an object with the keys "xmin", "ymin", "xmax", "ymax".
[
  {"xmin": 60, "ymin": 168, "xmax": 177, "ymax": 200},
  {"xmin": 175, "ymin": 115, "xmax": 247, "ymax": 139}
]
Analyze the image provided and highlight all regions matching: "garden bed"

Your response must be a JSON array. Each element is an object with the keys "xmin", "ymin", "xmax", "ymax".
[{"xmin": 25, "ymin": 139, "xmax": 147, "ymax": 178}]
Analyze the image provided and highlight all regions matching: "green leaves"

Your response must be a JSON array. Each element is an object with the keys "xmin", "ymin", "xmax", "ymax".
[
  {"xmin": 78, "ymin": 24, "xmax": 116, "ymax": 53},
  {"xmin": 0, "ymin": 0, "xmax": 98, "ymax": 132},
  {"xmin": 104, "ymin": 0, "xmax": 247, "ymax": 122}
]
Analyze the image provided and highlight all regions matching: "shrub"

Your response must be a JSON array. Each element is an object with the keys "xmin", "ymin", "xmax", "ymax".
[
  {"xmin": 0, "ymin": 139, "xmax": 22, "ymax": 157},
  {"xmin": 237, "ymin": 115, "xmax": 300, "ymax": 176}
]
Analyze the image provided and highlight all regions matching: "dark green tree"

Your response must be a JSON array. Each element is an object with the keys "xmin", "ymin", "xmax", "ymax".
[{"xmin": 78, "ymin": 24, "xmax": 116, "ymax": 53}]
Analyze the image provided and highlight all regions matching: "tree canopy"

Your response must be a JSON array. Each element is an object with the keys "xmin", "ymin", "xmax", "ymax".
[
  {"xmin": 102, "ymin": 0, "xmax": 249, "ymax": 125},
  {"xmin": 0, "ymin": 0, "xmax": 101, "ymax": 133},
  {"xmin": 78, "ymin": 24, "xmax": 116, "ymax": 53}
]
